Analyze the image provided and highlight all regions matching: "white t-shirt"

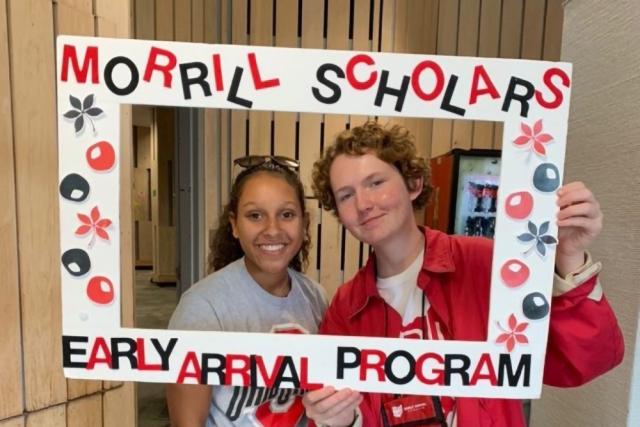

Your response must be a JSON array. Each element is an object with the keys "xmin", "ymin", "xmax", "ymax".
[{"xmin": 376, "ymin": 249, "xmax": 456, "ymax": 426}]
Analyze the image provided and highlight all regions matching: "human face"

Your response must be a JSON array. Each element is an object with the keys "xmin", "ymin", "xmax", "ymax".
[
  {"xmin": 330, "ymin": 153, "xmax": 421, "ymax": 248},
  {"xmin": 230, "ymin": 172, "xmax": 305, "ymax": 278}
]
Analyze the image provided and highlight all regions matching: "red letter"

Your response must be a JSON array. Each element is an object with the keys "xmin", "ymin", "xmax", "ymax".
[
  {"xmin": 248, "ymin": 53, "xmax": 280, "ymax": 89},
  {"xmin": 177, "ymin": 351, "xmax": 202, "ymax": 384},
  {"xmin": 299, "ymin": 357, "xmax": 323, "ymax": 390},
  {"xmin": 86, "ymin": 337, "xmax": 112, "ymax": 369},
  {"xmin": 136, "ymin": 338, "xmax": 161, "ymax": 371},
  {"xmin": 535, "ymin": 67, "xmax": 571, "ymax": 109},
  {"xmin": 212, "ymin": 54, "xmax": 223, "ymax": 91},
  {"xmin": 61, "ymin": 45, "xmax": 99, "ymax": 83},
  {"xmin": 254, "ymin": 355, "xmax": 284, "ymax": 388},
  {"xmin": 359, "ymin": 349, "xmax": 386, "ymax": 381},
  {"xmin": 415, "ymin": 352, "xmax": 444, "ymax": 385},
  {"xmin": 411, "ymin": 60, "xmax": 445, "ymax": 101},
  {"xmin": 143, "ymin": 47, "xmax": 177, "ymax": 88},
  {"xmin": 346, "ymin": 54, "xmax": 377, "ymax": 90},
  {"xmin": 470, "ymin": 353, "xmax": 497, "ymax": 385},
  {"xmin": 225, "ymin": 354, "xmax": 251, "ymax": 385},
  {"xmin": 469, "ymin": 65, "xmax": 500, "ymax": 104}
]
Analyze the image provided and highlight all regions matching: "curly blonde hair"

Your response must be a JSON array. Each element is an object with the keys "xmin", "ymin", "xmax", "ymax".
[{"xmin": 311, "ymin": 121, "xmax": 432, "ymax": 214}]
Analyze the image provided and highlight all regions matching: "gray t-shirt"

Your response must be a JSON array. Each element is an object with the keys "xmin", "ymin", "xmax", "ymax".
[{"xmin": 169, "ymin": 257, "xmax": 328, "ymax": 427}]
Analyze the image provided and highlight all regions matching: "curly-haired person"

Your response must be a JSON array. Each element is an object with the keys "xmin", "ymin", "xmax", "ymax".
[{"xmin": 303, "ymin": 121, "xmax": 623, "ymax": 427}]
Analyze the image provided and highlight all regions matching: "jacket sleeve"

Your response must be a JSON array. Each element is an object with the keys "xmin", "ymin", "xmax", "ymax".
[{"xmin": 543, "ymin": 273, "xmax": 624, "ymax": 386}]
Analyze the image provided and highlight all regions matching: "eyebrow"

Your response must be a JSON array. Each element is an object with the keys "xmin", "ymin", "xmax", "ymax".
[
  {"xmin": 334, "ymin": 172, "xmax": 382, "ymax": 194},
  {"xmin": 239, "ymin": 200, "xmax": 298, "ymax": 209}
]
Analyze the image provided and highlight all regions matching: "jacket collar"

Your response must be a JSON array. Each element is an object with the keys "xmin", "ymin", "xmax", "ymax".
[{"xmin": 348, "ymin": 227, "xmax": 455, "ymax": 319}]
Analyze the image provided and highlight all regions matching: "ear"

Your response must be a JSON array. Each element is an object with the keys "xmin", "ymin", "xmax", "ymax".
[
  {"xmin": 229, "ymin": 212, "xmax": 239, "ymax": 239},
  {"xmin": 408, "ymin": 176, "xmax": 424, "ymax": 202}
]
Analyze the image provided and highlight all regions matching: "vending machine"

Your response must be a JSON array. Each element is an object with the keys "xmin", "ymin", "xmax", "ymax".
[{"xmin": 425, "ymin": 149, "xmax": 502, "ymax": 238}]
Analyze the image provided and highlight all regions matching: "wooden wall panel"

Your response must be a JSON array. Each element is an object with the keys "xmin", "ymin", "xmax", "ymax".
[
  {"xmin": 0, "ymin": 417, "xmax": 24, "ymax": 427},
  {"xmin": 103, "ymin": 384, "xmax": 135, "ymax": 427},
  {"xmin": 431, "ymin": 0, "xmax": 459, "ymax": 157},
  {"xmin": 191, "ymin": 0, "xmax": 204, "ymax": 42},
  {"xmin": 67, "ymin": 395, "xmax": 102, "ymax": 427},
  {"xmin": 0, "ymin": 0, "xmax": 24, "ymax": 419},
  {"xmin": 299, "ymin": 0, "xmax": 325, "ymax": 281},
  {"xmin": 175, "ymin": 0, "xmax": 192, "ymax": 42},
  {"xmin": 543, "ymin": 0, "xmax": 563, "ymax": 60},
  {"xmin": 25, "ymin": 405, "xmax": 65, "ymax": 427},
  {"xmin": 135, "ymin": 0, "xmax": 155, "ymax": 39},
  {"xmin": 273, "ymin": 0, "xmax": 298, "ymax": 159},
  {"xmin": 494, "ymin": 0, "xmax": 523, "ymax": 149},
  {"xmin": 451, "ymin": 0, "xmax": 480, "ymax": 151},
  {"xmin": 8, "ymin": 0, "xmax": 66, "ymax": 411},
  {"xmin": 521, "ymin": 0, "xmax": 545, "ymax": 60},
  {"xmin": 473, "ymin": 0, "xmax": 501, "ymax": 149},
  {"xmin": 230, "ymin": 0, "xmax": 248, "ymax": 181},
  {"xmin": 56, "ymin": 2, "xmax": 94, "ymax": 36},
  {"xmin": 249, "ymin": 0, "xmax": 273, "ymax": 156},
  {"xmin": 156, "ymin": 0, "xmax": 175, "ymax": 40},
  {"xmin": 319, "ymin": 0, "xmax": 351, "ymax": 295}
]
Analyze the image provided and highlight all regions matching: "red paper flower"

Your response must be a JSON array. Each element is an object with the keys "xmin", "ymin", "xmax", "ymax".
[
  {"xmin": 75, "ymin": 206, "xmax": 112, "ymax": 248},
  {"xmin": 495, "ymin": 314, "xmax": 529, "ymax": 352},
  {"xmin": 513, "ymin": 119, "xmax": 554, "ymax": 157}
]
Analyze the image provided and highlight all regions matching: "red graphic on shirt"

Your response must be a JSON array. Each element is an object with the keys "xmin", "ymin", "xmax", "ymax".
[{"xmin": 253, "ymin": 396, "xmax": 304, "ymax": 427}]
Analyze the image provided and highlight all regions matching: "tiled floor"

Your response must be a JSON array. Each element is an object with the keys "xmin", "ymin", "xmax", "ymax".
[{"xmin": 135, "ymin": 269, "xmax": 178, "ymax": 427}]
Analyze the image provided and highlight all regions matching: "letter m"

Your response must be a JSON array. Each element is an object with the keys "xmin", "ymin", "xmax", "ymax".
[
  {"xmin": 498, "ymin": 354, "xmax": 531, "ymax": 387},
  {"xmin": 61, "ymin": 45, "xmax": 99, "ymax": 83}
]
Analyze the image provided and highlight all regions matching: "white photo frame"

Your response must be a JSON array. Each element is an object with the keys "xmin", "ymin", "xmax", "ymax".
[{"xmin": 57, "ymin": 35, "xmax": 571, "ymax": 398}]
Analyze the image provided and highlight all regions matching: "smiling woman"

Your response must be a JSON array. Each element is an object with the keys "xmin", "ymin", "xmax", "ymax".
[{"xmin": 166, "ymin": 157, "xmax": 327, "ymax": 427}]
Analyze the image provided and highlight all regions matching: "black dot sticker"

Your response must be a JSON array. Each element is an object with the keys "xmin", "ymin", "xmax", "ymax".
[
  {"xmin": 60, "ymin": 173, "xmax": 90, "ymax": 202},
  {"xmin": 61, "ymin": 248, "xmax": 91, "ymax": 277},
  {"xmin": 533, "ymin": 163, "xmax": 560, "ymax": 193},
  {"xmin": 523, "ymin": 292, "xmax": 550, "ymax": 320}
]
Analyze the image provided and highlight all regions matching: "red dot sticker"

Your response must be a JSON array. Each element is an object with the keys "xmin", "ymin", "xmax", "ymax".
[
  {"xmin": 86, "ymin": 140, "xmax": 115, "ymax": 171},
  {"xmin": 87, "ymin": 276, "xmax": 114, "ymax": 304},
  {"xmin": 500, "ymin": 259, "xmax": 530, "ymax": 288},
  {"xmin": 505, "ymin": 191, "xmax": 533, "ymax": 220}
]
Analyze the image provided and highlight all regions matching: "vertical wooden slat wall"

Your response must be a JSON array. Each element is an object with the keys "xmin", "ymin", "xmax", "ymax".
[
  {"xmin": 0, "ymin": 0, "xmax": 134, "ymax": 425},
  {"xmin": 190, "ymin": 0, "xmax": 564, "ymax": 297}
]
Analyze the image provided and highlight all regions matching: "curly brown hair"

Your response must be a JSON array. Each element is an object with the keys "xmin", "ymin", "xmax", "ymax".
[
  {"xmin": 209, "ymin": 162, "xmax": 310, "ymax": 273},
  {"xmin": 312, "ymin": 120, "xmax": 432, "ymax": 214}
]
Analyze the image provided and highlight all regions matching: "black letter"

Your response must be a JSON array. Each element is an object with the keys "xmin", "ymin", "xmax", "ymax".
[
  {"xmin": 440, "ymin": 75, "xmax": 467, "ymax": 116},
  {"xmin": 445, "ymin": 354, "xmax": 471, "ymax": 385},
  {"xmin": 312, "ymin": 63, "xmax": 345, "ymax": 104},
  {"xmin": 374, "ymin": 70, "xmax": 410, "ymax": 112},
  {"xmin": 110, "ymin": 338, "xmax": 137, "ymax": 369},
  {"xmin": 201, "ymin": 353, "xmax": 226, "ymax": 384},
  {"xmin": 337, "ymin": 347, "xmax": 361, "ymax": 379},
  {"xmin": 498, "ymin": 353, "xmax": 531, "ymax": 387},
  {"xmin": 502, "ymin": 77, "xmax": 535, "ymax": 117},
  {"xmin": 227, "ymin": 66, "xmax": 253, "ymax": 108},
  {"xmin": 62, "ymin": 335, "xmax": 88, "ymax": 368},
  {"xmin": 384, "ymin": 350, "xmax": 415, "ymax": 385},
  {"xmin": 272, "ymin": 356, "xmax": 301, "ymax": 389},
  {"xmin": 179, "ymin": 62, "xmax": 212, "ymax": 100},
  {"xmin": 151, "ymin": 338, "xmax": 177, "ymax": 370},
  {"xmin": 104, "ymin": 56, "xmax": 139, "ymax": 96}
]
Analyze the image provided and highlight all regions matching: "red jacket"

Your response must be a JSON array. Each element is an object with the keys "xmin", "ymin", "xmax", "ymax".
[{"xmin": 320, "ymin": 228, "xmax": 624, "ymax": 427}]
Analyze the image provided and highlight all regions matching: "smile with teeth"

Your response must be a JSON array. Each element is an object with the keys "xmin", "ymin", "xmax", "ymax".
[{"xmin": 258, "ymin": 243, "xmax": 286, "ymax": 252}]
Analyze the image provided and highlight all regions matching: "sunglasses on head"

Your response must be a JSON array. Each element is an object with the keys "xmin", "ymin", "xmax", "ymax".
[{"xmin": 233, "ymin": 155, "xmax": 300, "ymax": 170}]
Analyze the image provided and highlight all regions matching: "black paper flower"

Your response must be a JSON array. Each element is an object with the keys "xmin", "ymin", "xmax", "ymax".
[
  {"xmin": 63, "ymin": 94, "xmax": 104, "ymax": 135},
  {"xmin": 517, "ymin": 220, "xmax": 557, "ymax": 257}
]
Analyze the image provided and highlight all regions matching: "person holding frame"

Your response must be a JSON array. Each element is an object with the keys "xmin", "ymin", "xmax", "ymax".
[
  {"xmin": 302, "ymin": 121, "xmax": 624, "ymax": 427},
  {"xmin": 167, "ymin": 156, "xmax": 327, "ymax": 426}
]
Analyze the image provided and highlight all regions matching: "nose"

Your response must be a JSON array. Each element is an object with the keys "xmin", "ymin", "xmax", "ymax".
[
  {"xmin": 263, "ymin": 216, "xmax": 282, "ymax": 237},
  {"xmin": 354, "ymin": 189, "xmax": 373, "ymax": 213}
]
